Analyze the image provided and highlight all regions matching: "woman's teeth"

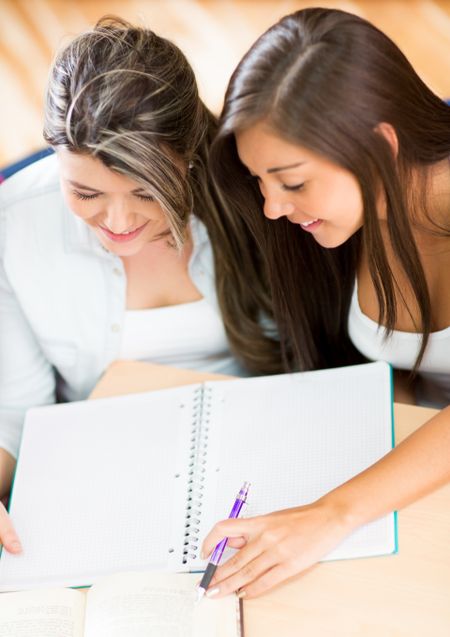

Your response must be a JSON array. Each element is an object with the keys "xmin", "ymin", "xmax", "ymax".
[{"xmin": 300, "ymin": 218, "xmax": 319, "ymax": 227}]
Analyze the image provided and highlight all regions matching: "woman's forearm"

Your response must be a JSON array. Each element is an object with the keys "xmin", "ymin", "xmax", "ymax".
[
  {"xmin": 325, "ymin": 405, "xmax": 450, "ymax": 530},
  {"xmin": 0, "ymin": 448, "xmax": 16, "ymax": 500}
]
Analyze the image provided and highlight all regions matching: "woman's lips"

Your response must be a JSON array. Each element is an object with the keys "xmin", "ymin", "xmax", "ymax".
[
  {"xmin": 99, "ymin": 221, "xmax": 150, "ymax": 243},
  {"xmin": 298, "ymin": 218, "xmax": 322, "ymax": 232}
]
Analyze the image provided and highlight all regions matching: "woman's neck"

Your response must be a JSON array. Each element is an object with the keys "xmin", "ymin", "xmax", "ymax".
[
  {"xmin": 409, "ymin": 159, "xmax": 450, "ymax": 252},
  {"xmin": 429, "ymin": 158, "xmax": 450, "ymax": 221}
]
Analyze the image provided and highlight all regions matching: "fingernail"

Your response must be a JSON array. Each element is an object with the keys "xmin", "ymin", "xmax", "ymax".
[
  {"xmin": 200, "ymin": 552, "xmax": 206, "ymax": 559},
  {"xmin": 205, "ymin": 587, "xmax": 220, "ymax": 598},
  {"xmin": 237, "ymin": 590, "xmax": 247, "ymax": 599},
  {"xmin": 10, "ymin": 541, "xmax": 22, "ymax": 553}
]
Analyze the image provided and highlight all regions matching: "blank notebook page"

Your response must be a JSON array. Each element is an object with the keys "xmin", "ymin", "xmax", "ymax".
[
  {"xmin": 200, "ymin": 362, "xmax": 395, "ymax": 562},
  {"xmin": 0, "ymin": 386, "xmax": 195, "ymax": 591}
]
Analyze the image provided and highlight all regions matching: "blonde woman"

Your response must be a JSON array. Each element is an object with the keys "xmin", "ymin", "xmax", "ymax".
[{"xmin": 0, "ymin": 18, "xmax": 279, "ymax": 552}]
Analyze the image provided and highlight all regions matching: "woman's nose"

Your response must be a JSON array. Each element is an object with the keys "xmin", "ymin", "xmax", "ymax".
[
  {"xmin": 102, "ymin": 201, "xmax": 134, "ymax": 233},
  {"xmin": 263, "ymin": 194, "xmax": 295, "ymax": 220}
]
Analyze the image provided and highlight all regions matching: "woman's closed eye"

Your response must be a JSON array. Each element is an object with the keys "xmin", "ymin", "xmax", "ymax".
[
  {"xmin": 72, "ymin": 191, "xmax": 155, "ymax": 202},
  {"xmin": 246, "ymin": 174, "xmax": 305, "ymax": 193},
  {"xmin": 282, "ymin": 182, "xmax": 305, "ymax": 192},
  {"xmin": 73, "ymin": 191, "xmax": 99, "ymax": 201}
]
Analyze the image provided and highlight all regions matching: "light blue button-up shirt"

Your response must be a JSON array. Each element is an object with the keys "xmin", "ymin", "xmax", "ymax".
[{"xmin": 0, "ymin": 154, "xmax": 243, "ymax": 458}]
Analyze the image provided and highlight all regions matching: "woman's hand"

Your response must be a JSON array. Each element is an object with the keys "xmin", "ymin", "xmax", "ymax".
[
  {"xmin": 202, "ymin": 407, "xmax": 450, "ymax": 600},
  {"xmin": 0, "ymin": 500, "xmax": 21, "ymax": 554},
  {"xmin": 201, "ymin": 496, "xmax": 355, "ymax": 599},
  {"xmin": 0, "ymin": 448, "xmax": 21, "ymax": 554}
]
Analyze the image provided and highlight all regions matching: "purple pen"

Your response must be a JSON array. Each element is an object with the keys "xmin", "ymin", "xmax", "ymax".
[{"xmin": 197, "ymin": 481, "xmax": 250, "ymax": 602}]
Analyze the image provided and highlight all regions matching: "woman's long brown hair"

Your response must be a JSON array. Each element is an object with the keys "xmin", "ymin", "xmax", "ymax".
[{"xmin": 210, "ymin": 8, "xmax": 450, "ymax": 372}]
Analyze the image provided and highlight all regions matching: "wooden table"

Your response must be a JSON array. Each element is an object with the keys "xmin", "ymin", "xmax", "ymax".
[{"xmin": 91, "ymin": 360, "xmax": 450, "ymax": 637}]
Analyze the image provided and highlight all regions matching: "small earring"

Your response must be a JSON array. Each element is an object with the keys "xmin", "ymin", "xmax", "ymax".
[{"xmin": 188, "ymin": 160, "xmax": 194, "ymax": 170}]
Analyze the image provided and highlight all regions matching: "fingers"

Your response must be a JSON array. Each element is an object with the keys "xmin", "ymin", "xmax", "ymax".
[
  {"xmin": 208, "ymin": 548, "xmax": 316, "ymax": 600},
  {"xmin": 207, "ymin": 547, "xmax": 276, "ymax": 599},
  {"xmin": 210, "ymin": 532, "xmax": 267, "ymax": 585},
  {"xmin": 201, "ymin": 517, "xmax": 259, "ymax": 558},
  {"xmin": 225, "ymin": 537, "xmax": 247, "ymax": 549},
  {"xmin": 0, "ymin": 504, "xmax": 21, "ymax": 554}
]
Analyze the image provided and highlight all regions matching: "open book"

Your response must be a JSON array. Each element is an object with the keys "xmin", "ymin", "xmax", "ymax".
[
  {"xmin": 0, "ymin": 362, "xmax": 396, "ymax": 591},
  {"xmin": 0, "ymin": 572, "xmax": 241, "ymax": 637}
]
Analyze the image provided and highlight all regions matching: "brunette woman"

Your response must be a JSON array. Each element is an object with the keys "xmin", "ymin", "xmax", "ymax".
[{"xmin": 202, "ymin": 8, "xmax": 450, "ymax": 599}]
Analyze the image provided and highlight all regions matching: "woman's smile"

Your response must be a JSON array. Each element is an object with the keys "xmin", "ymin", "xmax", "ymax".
[{"xmin": 99, "ymin": 220, "xmax": 151, "ymax": 243}]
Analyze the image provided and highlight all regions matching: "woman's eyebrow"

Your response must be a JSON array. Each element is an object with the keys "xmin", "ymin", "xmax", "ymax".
[
  {"xmin": 267, "ymin": 161, "xmax": 305, "ymax": 174},
  {"xmin": 131, "ymin": 187, "xmax": 150, "ymax": 193},
  {"xmin": 68, "ymin": 180, "xmax": 102, "ymax": 192}
]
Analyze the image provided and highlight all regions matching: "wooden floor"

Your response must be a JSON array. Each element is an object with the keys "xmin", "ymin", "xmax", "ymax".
[{"xmin": 0, "ymin": 0, "xmax": 449, "ymax": 165}]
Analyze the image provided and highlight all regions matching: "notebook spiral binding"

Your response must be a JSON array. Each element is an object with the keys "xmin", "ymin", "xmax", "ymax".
[{"xmin": 182, "ymin": 385, "xmax": 212, "ymax": 564}]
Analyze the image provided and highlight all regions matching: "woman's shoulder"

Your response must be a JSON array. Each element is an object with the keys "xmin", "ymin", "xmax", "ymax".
[
  {"xmin": 0, "ymin": 153, "xmax": 61, "ymax": 213},
  {"xmin": 0, "ymin": 154, "xmax": 70, "ymax": 252},
  {"xmin": 0, "ymin": 153, "xmax": 100, "ymax": 267}
]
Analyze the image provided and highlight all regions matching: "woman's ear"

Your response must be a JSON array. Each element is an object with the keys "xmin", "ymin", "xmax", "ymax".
[{"xmin": 374, "ymin": 122, "xmax": 399, "ymax": 158}]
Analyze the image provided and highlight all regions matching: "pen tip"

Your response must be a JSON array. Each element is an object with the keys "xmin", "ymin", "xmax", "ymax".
[{"xmin": 196, "ymin": 587, "xmax": 206, "ymax": 603}]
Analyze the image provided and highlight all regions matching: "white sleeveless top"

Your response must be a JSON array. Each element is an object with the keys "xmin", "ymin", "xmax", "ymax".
[
  {"xmin": 119, "ymin": 298, "xmax": 238, "ymax": 375},
  {"xmin": 348, "ymin": 281, "xmax": 450, "ymax": 408}
]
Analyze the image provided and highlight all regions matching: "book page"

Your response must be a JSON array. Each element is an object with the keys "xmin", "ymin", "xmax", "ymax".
[
  {"xmin": 0, "ymin": 587, "xmax": 85, "ymax": 637},
  {"xmin": 84, "ymin": 572, "xmax": 239, "ymax": 637},
  {"xmin": 0, "ymin": 385, "xmax": 197, "ymax": 591},
  {"xmin": 195, "ymin": 362, "xmax": 395, "ymax": 564}
]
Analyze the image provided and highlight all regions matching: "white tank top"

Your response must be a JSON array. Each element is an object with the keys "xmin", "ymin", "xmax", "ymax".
[
  {"xmin": 118, "ymin": 298, "xmax": 239, "ymax": 375},
  {"xmin": 348, "ymin": 280, "xmax": 450, "ymax": 408}
]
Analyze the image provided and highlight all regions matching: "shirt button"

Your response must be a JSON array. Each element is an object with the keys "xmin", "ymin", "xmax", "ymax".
[
  {"xmin": 113, "ymin": 267, "xmax": 122, "ymax": 276},
  {"xmin": 111, "ymin": 323, "xmax": 121, "ymax": 333}
]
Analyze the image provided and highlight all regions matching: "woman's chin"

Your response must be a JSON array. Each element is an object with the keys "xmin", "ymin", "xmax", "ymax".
[
  {"xmin": 311, "ymin": 227, "xmax": 357, "ymax": 249},
  {"xmin": 312, "ymin": 233, "xmax": 347, "ymax": 249}
]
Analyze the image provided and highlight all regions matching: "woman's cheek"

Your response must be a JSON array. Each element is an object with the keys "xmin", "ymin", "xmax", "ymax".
[{"xmin": 66, "ymin": 198, "xmax": 99, "ymax": 222}]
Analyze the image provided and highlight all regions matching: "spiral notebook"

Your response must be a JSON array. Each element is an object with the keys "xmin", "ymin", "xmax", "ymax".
[{"xmin": 0, "ymin": 362, "xmax": 396, "ymax": 592}]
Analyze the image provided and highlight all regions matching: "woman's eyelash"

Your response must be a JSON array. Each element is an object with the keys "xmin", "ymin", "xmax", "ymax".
[
  {"xmin": 73, "ymin": 191, "xmax": 155, "ymax": 202},
  {"xmin": 282, "ymin": 183, "xmax": 305, "ymax": 192},
  {"xmin": 73, "ymin": 191, "xmax": 98, "ymax": 200}
]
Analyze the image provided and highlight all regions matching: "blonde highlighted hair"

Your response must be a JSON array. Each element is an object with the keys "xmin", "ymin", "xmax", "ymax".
[{"xmin": 44, "ymin": 16, "xmax": 282, "ymax": 373}]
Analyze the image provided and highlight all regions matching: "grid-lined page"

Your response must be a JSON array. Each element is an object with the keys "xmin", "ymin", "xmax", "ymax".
[
  {"xmin": 195, "ymin": 362, "xmax": 395, "ymax": 565},
  {"xmin": 0, "ymin": 385, "xmax": 197, "ymax": 591}
]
